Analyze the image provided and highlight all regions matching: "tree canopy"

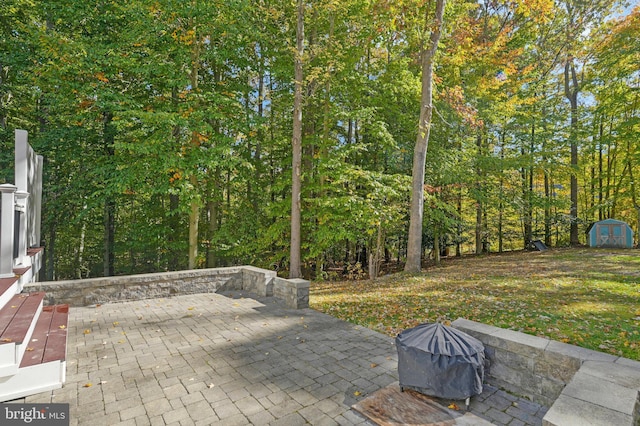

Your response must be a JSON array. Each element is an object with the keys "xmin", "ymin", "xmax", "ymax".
[{"xmin": 1, "ymin": 0, "xmax": 637, "ymax": 280}]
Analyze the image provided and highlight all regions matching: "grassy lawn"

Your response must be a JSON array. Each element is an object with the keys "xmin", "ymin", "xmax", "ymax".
[{"xmin": 310, "ymin": 248, "xmax": 640, "ymax": 361}]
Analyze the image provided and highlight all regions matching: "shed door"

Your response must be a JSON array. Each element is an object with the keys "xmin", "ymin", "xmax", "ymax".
[
  {"xmin": 611, "ymin": 224, "xmax": 625, "ymax": 246},
  {"xmin": 597, "ymin": 224, "xmax": 626, "ymax": 247}
]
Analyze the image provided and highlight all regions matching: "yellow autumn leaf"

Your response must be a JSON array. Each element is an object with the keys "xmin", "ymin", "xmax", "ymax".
[
  {"xmin": 59, "ymin": 325, "xmax": 66, "ymax": 329},
  {"xmin": 84, "ymin": 329, "xmax": 91, "ymax": 334},
  {"xmin": 112, "ymin": 322, "xmax": 119, "ymax": 327},
  {"xmin": 354, "ymin": 391, "xmax": 361, "ymax": 396},
  {"xmin": 26, "ymin": 347, "xmax": 34, "ymax": 351},
  {"xmin": 448, "ymin": 403, "xmax": 459, "ymax": 410},
  {"xmin": 83, "ymin": 383, "xmax": 92, "ymax": 388},
  {"xmin": 370, "ymin": 363, "xmax": 378, "ymax": 368}
]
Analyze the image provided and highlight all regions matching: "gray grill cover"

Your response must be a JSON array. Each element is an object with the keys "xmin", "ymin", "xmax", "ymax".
[{"xmin": 396, "ymin": 322, "xmax": 485, "ymax": 400}]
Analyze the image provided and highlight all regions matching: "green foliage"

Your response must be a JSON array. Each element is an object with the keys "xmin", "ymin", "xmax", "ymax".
[{"xmin": 1, "ymin": 0, "xmax": 636, "ymax": 279}]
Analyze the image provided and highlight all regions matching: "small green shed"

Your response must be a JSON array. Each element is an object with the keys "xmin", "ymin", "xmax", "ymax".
[{"xmin": 587, "ymin": 219, "xmax": 634, "ymax": 248}]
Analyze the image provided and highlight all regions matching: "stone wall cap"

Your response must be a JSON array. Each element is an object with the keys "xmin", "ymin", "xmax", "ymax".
[
  {"xmin": 579, "ymin": 360, "xmax": 640, "ymax": 389},
  {"xmin": 543, "ymin": 394, "xmax": 633, "ymax": 426},
  {"xmin": 287, "ymin": 278, "xmax": 310, "ymax": 287}
]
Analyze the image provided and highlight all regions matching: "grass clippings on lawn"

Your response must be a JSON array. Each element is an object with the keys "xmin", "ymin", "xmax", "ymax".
[{"xmin": 310, "ymin": 248, "xmax": 640, "ymax": 361}]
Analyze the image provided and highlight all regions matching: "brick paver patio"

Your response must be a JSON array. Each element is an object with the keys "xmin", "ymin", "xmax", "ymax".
[{"xmin": 10, "ymin": 291, "xmax": 547, "ymax": 425}]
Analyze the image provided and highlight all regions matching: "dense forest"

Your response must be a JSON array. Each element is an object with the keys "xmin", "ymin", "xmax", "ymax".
[{"xmin": 0, "ymin": 0, "xmax": 638, "ymax": 280}]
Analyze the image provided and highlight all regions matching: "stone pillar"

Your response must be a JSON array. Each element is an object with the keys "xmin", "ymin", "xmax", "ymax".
[
  {"xmin": 0, "ymin": 184, "xmax": 17, "ymax": 278},
  {"xmin": 14, "ymin": 190, "xmax": 29, "ymax": 267},
  {"xmin": 273, "ymin": 277, "xmax": 310, "ymax": 309}
]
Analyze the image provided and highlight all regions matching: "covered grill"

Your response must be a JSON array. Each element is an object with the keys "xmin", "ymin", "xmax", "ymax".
[{"xmin": 396, "ymin": 322, "xmax": 485, "ymax": 402}]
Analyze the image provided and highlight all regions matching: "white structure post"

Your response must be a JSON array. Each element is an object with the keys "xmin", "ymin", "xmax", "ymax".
[
  {"xmin": 14, "ymin": 129, "xmax": 29, "ymax": 192},
  {"xmin": 14, "ymin": 191, "xmax": 29, "ymax": 267},
  {"xmin": 0, "ymin": 184, "xmax": 17, "ymax": 278}
]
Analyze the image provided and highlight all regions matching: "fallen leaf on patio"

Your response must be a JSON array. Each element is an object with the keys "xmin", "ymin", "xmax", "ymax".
[
  {"xmin": 118, "ymin": 340, "xmax": 125, "ymax": 343},
  {"xmin": 188, "ymin": 307, "xmax": 195, "ymax": 311},
  {"xmin": 26, "ymin": 347, "xmax": 34, "ymax": 351},
  {"xmin": 59, "ymin": 325, "xmax": 66, "ymax": 329},
  {"xmin": 11, "ymin": 306, "xmax": 17, "ymax": 308},
  {"xmin": 448, "ymin": 403, "xmax": 459, "ymax": 410},
  {"xmin": 277, "ymin": 336, "xmax": 283, "ymax": 340},
  {"xmin": 83, "ymin": 383, "xmax": 92, "ymax": 388},
  {"xmin": 84, "ymin": 329, "xmax": 91, "ymax": 334},
  {"xmin": 370, "ymin": 363, "xmax": 378, "ymax": 368},
  {"xmin": 112, "ymin": 322, "xmax": 119, "ymax": 327},
  {"xmin": 354, "ymin": 391, "xmax": 361, "ymax": 396},
  {"xmin": 2, "ymin": 338, "xmax": 12, "ymax": 342}
]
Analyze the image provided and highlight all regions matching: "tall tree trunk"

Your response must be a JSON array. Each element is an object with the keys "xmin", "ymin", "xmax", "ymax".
[
  {"xmin": 598, "ymin": 119, "xmax": 604, "ymax": 221},
  {"xmin": 46, "ymin": 223, "xmax": 56, "ymax": 280},
  {"xmin": 456, "ymin": 190, "xmax": 462, "ymax": 257},
  {"xmin": 564, "ymin": 58, "xmax": 580, "ymax": 245},
  {"xmin": 544, "ymin": 169, "xmax": 552, "ymax": 247},
  {"xmin": 626, "ymin": 140, "xmax": 639, "ymax": 246},
  {"xmin": 289, "ymin": 0, "xmax": 304, "ymax": 279},
  {"xmin": 188, "ymin": 24, "xmax": 202, "ymax": 269},
  {"xmin": 103, "ymin": 111, "xmax": 115, "ymax": 276},
  {"xmin": 206, "ymin": 168, "xmax": 220, "ymax": 268},
  {"xmin": 168, "ymin": 193, "xmax": 179, "ymax": 270},
  {"xmin": 405, "ymin": 0, "xmax": 446, "ymax": 273},
  {"xmin": 475, "ymin": 133, "xmax": 483, "ymax": 255}
]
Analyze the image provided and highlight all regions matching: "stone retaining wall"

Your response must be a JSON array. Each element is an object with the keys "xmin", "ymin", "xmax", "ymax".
[
  {"xmin": 452, "ymin": 318, "xmax": 640, "ymax": 425},
  {"xmin": 24, "ymin": 266, "xmax": 309, "ymax": 309}
]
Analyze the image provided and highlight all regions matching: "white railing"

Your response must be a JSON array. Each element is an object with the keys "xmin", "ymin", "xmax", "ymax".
[{"xmin": 0, "ymin": 130, "xmax": 43, "ymax": 279}]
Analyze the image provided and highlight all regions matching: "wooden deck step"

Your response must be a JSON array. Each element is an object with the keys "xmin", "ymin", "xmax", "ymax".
[
  {"xmin": 21, "ymin": 305, "xmax": 69, "ymax": 368},
  {"xmin": 0, "ymin": 304, "xmax": 68, "ymax": 402},
  {"xmin": 0, "ymin": 276, "xmax": 19, "ymax": 312},
  {"xmin": 12, "ymin": 266, "xmax": 32, "ymax": 291},
  {"xmin": 12, "ymin": 266, "xmax": 31, "ymax": 277},
  {"xmin": 0, "ymin": 292, "xmax": 44, "ymax": 377}
]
